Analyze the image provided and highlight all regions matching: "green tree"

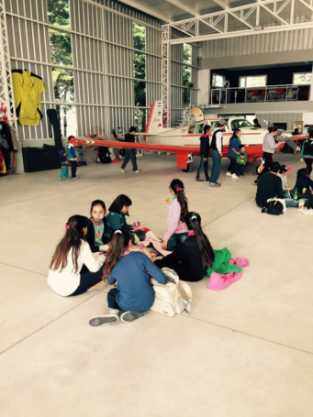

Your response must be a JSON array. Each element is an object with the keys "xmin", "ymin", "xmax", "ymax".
[{"xmin": 48, "ymin": 0, "xmax": 73, "ymax": 137}]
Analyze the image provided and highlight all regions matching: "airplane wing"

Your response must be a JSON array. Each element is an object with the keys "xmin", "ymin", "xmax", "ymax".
[{"xmin": 69, "ymin": 137, "xmax": 199, "ymax": 153}]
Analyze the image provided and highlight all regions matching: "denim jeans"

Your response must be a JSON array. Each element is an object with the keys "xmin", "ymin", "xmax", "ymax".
[
  {"xmin": 210, "ymin": 150, "xmax": 221, "ymax": 184},
  {"xmin": 196, "ymin": 156, "xmax": 209, "ymax": 180}
]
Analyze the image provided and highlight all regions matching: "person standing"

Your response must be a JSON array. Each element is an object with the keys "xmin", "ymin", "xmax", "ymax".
[
  {"xmin": 121, "ymin": 126, "xmax": 139, "ymax": 174},
  {"xmin": 196, "ymin": 124, "xmax": 211, "ymax": 181},
  {"xmin": 262, "ymin": 126, "xmax": 279, "ymax": 172},
  {"xmin": 66, "ymin": 136, "xmax": 78, "ymax": 178},
  {"xmin": 301, "ymin": 129, "xmax": 313, "ymax": 175},
  {"xmin": 226, "ymin": 128, "xmax": 242, "ymax": 179},
  {"xmin": 209, "ymin": 121, "xmax": 225, "ymax": 187}
]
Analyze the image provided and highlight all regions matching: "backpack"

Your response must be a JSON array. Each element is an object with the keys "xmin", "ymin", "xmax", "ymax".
[
  {"xmin": 151, "ymin": 268, "xmax": 192, "ymax": 317},
  {"xmin": 262, "ymin": 198, "xmax": 286, "ymax": 215}
]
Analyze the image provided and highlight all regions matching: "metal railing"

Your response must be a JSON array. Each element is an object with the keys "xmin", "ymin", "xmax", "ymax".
[{"xmin": 210, "ymin": 84, "xmax": 311, "ymax": 105}]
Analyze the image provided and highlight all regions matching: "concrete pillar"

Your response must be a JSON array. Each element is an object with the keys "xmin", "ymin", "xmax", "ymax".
[{"xmin": 197, "ymin": 69, "xmax": 210, "ymax": 105}]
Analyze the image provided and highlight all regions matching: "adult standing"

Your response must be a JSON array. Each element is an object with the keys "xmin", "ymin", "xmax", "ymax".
[
  {"xmin": 226, "ymin": 128, "xmax": 242, "ymax": 179},
  {"xmin": 196, "ymin": 124, "xmax": 211, "ymax": 182},
  {"xmin": 121, "ymin": 126, "xmax": 139, "ymax": 174},
  {"xmin": 262, "ymin": 126, "xmax": 280, "ymax": 172},
  {"xmin": 209, "ymin": 121, "xmax": 225, "ymax": 187},
  {"xmin": 301, "ymin": 129, "xmax": 313, "ymax": 175}
]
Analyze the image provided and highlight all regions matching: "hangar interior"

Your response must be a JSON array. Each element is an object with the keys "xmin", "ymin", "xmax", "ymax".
[
  {"xmin": 1, "ymin": 2, "xmax": 313, "ymax": 417},
  {"xmin": 1, "ymin": 0, "xmax": 313, "ymax": 173}
]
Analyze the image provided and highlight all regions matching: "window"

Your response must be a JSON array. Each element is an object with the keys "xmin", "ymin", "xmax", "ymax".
[
  {"xmin": 48, "ymin": 0, "xmax": 70, "ymax": 29},
  {"xmin": 230, "ymin": 119, "xmax": 253, "ymax": 130},
  {"xmin": 239, "ymin": 75, "xmax": 267, "ymax": 88},
  {"xmin": 133, "ymin": 23, "xmax": 146, "ymax": 107},
  {"xmin": 49, "ymin": 28, "xmax": 72, "ymax": 66},
  {"xmin": 293, "ymin": 72, "xmax": 312, "ymax": 85},
  {"xmin": 212, "ymin": 74, "xmax": 225, "ymax": 88}
]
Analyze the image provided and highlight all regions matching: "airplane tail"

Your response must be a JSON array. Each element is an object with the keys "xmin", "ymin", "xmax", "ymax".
[{"xmin": 145, "ymin": 101, "xmax": 163, "ymax": 134}]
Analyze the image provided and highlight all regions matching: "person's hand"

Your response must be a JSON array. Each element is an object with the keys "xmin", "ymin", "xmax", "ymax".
[{"xmin": 161, "ymin": 240, "xmax": 167, "ymax": 250}]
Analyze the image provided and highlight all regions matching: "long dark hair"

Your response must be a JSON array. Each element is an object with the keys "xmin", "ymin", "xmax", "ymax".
[
  {"xmin": 50, "ymin": 215, "xmax": 89, "ymax": 273},
  {"xmin": 186, "ymin": 212, "xmax": 214, "ymax": 268},
  {"xmin": 104, "ymin": 229, "xmax": 131, "ymax": 276},
  {"xmin": 109, "ymin": 194, "xmax": 132, "ymax": 214},
  {"xmin": 170, "ymin": 179, "xmax": 188, "ymax": 222},
  {"xmin": 90, "ymin": 199, "xmax": 106, "ymax": 215}
]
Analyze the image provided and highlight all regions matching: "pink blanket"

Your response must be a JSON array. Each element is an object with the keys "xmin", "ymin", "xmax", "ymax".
[{"xmin": 208, "ymin": 257, "xmax": 249, "ymax": 291}]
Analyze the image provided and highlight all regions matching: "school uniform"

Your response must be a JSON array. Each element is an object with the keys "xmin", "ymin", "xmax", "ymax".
[
  {"xmin": 48, "ymin": 240, "xmax": 105, "ymax": 296},
  {"xmin": 107, "ymin": 252, "xmax": 167, "ymax": 312},
  {"xmin": 66, "ymin": 143, "xmax": 78, "ymax": 178}
]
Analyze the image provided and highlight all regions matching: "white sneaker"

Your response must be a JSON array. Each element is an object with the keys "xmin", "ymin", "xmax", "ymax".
[
  {"xmin": 232, "ymin": 174, "xmax": 239, "ymax": 180},
  {"xmin": 134, "ymin": 170, "xmax": 140, "ymax": 174},
  {"xmin": 121, "ymin": 168, "xmax": 125, "ymax": 173},
  {"xmin": 226, "ymin": 172, "xmax": 232, "ymax": 177}
]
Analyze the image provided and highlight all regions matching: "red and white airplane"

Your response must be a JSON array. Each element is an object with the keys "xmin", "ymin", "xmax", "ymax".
[{"xmin": 70, "ymin": 101, "xmax": 307, "ymax": 170}]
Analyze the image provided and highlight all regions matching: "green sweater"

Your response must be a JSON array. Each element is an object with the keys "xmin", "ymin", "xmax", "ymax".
[{"xmin": 207, "ymin": 248, "xmax": 242, "ymax": 276}]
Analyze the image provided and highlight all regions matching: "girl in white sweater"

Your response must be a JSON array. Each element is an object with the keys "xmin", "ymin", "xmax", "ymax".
[{"xmin": 48, "ymin": 215, "xmax": 105, "ymax": 296}]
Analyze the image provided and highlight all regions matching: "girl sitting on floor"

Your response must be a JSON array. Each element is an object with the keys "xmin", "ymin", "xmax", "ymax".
[
  {"xmin": 106, "ymin": 194, "xmax": 133, "ymax": 236},
  {"xmin": 162, "ymin": 179, "xmax": 189, "ymax": 251},
  {"xmin": 107, "ymin": 194, "xmax": 170, "ymax": 257},
  {"xmin": 86, "ymin": 199, "xmax": 111, "ymax": 253},
  {"xmin": 156, "ymin": 212, "xmax": 214, "ymax": 282},
  {"xmin": 48, "ymin": 215, "xmax": 105, "ymax": 297},
  {"xmin": 89, "ymin": 229, "xmax": 167, "ymax": 326}
]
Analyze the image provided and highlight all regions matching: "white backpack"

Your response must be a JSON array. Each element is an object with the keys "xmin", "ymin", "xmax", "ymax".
[{"xmin": 151, "ymin": 268, "xmax": 192, "ymax": 317}]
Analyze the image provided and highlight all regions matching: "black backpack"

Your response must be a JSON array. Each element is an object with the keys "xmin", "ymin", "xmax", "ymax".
[{"xmin": 262, "ymin": 200, "xmax": 284, "ymax": 215}]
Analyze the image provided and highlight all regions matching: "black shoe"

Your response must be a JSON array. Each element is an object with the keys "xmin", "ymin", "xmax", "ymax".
[{"xmin": 196, "ymin": 178, "xmax": 205, "ymax": 182}]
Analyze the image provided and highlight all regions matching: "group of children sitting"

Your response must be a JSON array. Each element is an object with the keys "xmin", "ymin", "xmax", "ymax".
[
  {"xmin": 256, "ymin": 162, "xmax": 313, "ymax": 214},
  {"xmin": 48, "ymin": 179, "xmax": 216, "ymax": 325}
]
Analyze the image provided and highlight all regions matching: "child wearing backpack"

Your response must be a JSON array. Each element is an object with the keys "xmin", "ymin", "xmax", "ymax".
[{"xmin": 89, "ymin": 229, "xmax": 167, "ymax": 326}]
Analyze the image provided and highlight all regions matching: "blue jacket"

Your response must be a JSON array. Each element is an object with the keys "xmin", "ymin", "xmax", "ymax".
[
  {"xmin": 228, "ymin": 135, "xmax": 241, "ymax": 159},
  {"xmin": 108, "ymin": 252, "xmax": 167, "ymax": 312}
]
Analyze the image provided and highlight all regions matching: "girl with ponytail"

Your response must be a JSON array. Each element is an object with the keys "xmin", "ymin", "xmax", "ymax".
[
  {"xmin": 48, "ymin": 215, "xmax": 105, "ymax": 296},
  {"xmin": 162, "ymin": 179, "xmax": 189, "ymax": 251},
  {"xmin": 156, "ymin": 212, "xmax": 214, "ymax": 282},
  {"xmin": 89, "ymin": 228, "xmax": 167, "ymax": 326}
]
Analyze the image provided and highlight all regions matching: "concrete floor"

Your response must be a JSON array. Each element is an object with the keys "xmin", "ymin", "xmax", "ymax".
[{"xmin": 1, "ymin": 154, "xmax": 313, "ymax": 417}]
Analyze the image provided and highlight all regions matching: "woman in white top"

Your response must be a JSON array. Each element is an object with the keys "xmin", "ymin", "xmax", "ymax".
[{"xmin": 48, "ymin": 215, "xmax": 105, "ymax": 296}]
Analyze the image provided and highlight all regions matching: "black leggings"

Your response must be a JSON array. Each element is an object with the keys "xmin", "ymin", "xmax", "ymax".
[
  {"xmin": 304, "ymin": 159, "xmax": 313, "ymax": 175},
  {"xmin": 228, "ymin": 158, "xmax": 241, "ymax": 175},
  {"xmin": 196, "ymin": 156, "xmax": 209, "ymax": 180},
  {"xmin": 71, "ymin": 267, "xmax": 103, "ymax": 296}
]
